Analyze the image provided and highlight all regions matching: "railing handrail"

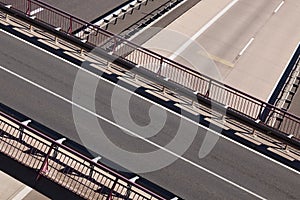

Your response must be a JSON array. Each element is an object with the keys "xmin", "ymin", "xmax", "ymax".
[
  {"xmin": 0, "ymin": 0, "xmax": 299, "ymax": 137},
  {"xmin": 29, "ymin": 0, "xmax": 300, "ymax": 121},
  {"xmin": 0, "ymin": 110, "xmax": 166, "ymax": 200}
]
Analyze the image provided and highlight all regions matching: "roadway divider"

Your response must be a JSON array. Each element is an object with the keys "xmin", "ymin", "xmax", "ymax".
[
  {"xmin": 0, "ymin": 0, "xmax": 300, "ymax": 149},
  {"xmin": 0, "ymin": 109, "xmax": 177, "ymax": 200}
]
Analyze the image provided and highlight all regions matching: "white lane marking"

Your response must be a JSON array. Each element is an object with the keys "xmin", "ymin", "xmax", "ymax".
[
  {"xmin": 169, "ymin": 0, "xmax": 240, "ymax": 60},
  {"xmin": 0, "ymin": 65, "xmax": 266, "ymax": 200},
  {"xmin": 12, "ymin": 186, "xmax": 32, "ymax": 200},
  {"xmin": 274, "ymin": 1, "xmax": 285, "ymax": 13},
  {"xmin": 238, "ymin": 37, "xmax": 254, "ymax": 56},
  {"xmin": 1, "ymin": 29, "xmax": 300, "ymax": 175},
  {"xmin": 29, "ymin": 7, "xmax": 44, "ymax": 16}
]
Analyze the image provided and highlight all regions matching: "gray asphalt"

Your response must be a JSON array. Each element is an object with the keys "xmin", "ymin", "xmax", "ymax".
[
  {"xmin": 41, "ymin": 0, "xmax": 130, "ymax": 22},
  {"xmin": 0, "ymin": 31, "xmax": 300, "ymax": 199}
]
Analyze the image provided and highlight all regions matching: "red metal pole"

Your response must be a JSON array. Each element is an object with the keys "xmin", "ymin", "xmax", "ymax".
[
  {"xmin": 68, "ymin": 16, "xmax": 73, "ymax": 34},
  {"xmin": 26, "ymin": 0, "xmax": 31, "ymax": 15}
]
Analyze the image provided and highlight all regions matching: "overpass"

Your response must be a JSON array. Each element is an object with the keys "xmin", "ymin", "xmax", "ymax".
[{"xmin": 0, "ymin": 0, "xmax": 300, "ymax": 199}]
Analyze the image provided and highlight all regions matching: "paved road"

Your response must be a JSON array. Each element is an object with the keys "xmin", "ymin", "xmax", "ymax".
[
  {"xmin": 41, "ymin": 0, "xmax": 130, "ymax": 22},
  {"xmin": 0, "ymin": 28, "xmax": 300, "ymax": 199},
  {"xmin": 142, "ymin": 0, "xmax": 300, "ymax": 101},
  {"xmin": 41, "ymin": 0, "xmax": 183, "ymax": 35}
]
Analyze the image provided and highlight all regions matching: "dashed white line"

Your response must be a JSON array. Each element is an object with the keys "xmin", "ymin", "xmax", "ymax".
[
  {"xmin": 169, "ymin": 0, "xmax": 240, "ymax": 60},
  {"xmin": 238, "ymin": 37, "xmax": 254, "ymax": 56},
  {"xmin": 274, "ymin": 1, "xmax": 285, "ymax": 13},
  {"xmin": 12, "ymin": 186, "xmax": 32, "ymax": 200},
  {"xmin": 29, "ymin": 7, "xmax": 44, "ymax": 16}
]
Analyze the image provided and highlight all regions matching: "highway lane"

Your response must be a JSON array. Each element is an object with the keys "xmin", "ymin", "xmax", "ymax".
[
  {"xmin": 142, "ymin": 0, "xmax": 300, "ymax": 101},
  {"xmin": 196, "ymin": 0, "xmax": 300, "ymax": 100},
  {"xmin": 1, "ymin": 31, "xmax": 300, "ymax": 199}
]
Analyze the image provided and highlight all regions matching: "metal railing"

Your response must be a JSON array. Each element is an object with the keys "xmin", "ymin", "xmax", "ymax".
[
  {"xmin": 0, "ymin": 110, "xmax": 167, "ymax": 200},
  {"xmin": 0, "ymin": 0, "xmax": 300, "ymax": 141}
]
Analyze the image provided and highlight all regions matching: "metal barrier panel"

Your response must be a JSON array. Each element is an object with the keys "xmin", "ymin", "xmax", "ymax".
[
  {"xmin": 0, "ymin": 0, "xmax": 299, "ymax": 140},
  {"xmin": 0, "ymin": 112, "xmax": 165, "ymax": 200}
]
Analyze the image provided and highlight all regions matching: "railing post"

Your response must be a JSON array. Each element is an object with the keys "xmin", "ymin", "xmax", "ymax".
[
  {"xmin": 52, "ymin": 138, "xmax": 66, "ymax": 159},
  {"xmin": 157, "ymin": 57, "xmax": 163, "ymax": 76},
  {"xmin": 205, "ymin": 80, "xmax": 212, "ymax": 98},
  {"xmin": 89, "ymin": 156, "xmax": 101, "ymax": 178},
  {"xmin": 106, "ymin": 177, "xmax": 119, "ymax": 200},
  {"xmin": 36, "ymin": 144, "xmax": 54, "ymax": 181},
  {"xmin": 18, "ymin": 126, "xmax": 24, "ymax": 142},
  {"xmin": 125, "ymin": 176, "xmax": 139, "ymax": 199},
  {"xmin": 18, "ymin": 120, "xmax": 31, "ymax": 142},
  {"xmin": 68, "ymin": 16, "xmax": 73, "ymax": 34},
  {"xmin": 26, "ymin": 0, "xmax": 31, "ymax": 16},
  {"xmin": 257, "ymin": 102, "xmax": 264, "ymax": 120},
  {"xmin": 4, "ymin": 5, "xmax": 12, "ymax": 21}
]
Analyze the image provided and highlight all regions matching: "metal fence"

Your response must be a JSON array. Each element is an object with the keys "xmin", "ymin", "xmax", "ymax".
[
  {"xmin": 0, "ymin": 0, "xmax": 300, "ymax": 140},
  {"xmin": 0, "ymin": 110, "xmax": 166, "ymax": 200}
]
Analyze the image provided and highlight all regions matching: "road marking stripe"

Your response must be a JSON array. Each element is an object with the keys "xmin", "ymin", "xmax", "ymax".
[
  {"xmin": 29, "ymin": 8, "xmax": 44, "ymax": 16},
  {"xmin": 12, "ymin": 186, "xmax": 32, "ymax": 200},
  {"xmin": 238, "ymin": 37, "xmax": 254, "ymax": 56},
  {"xmin": 274, "ymin": 1, "xmax": 285, "ymax": 13},
  {"xmin": 1, "ymin": 28, "xmax": 299, "ymax": 176},
  {"xmin": 0, "ymin": 65, "xmax": 266, "ymax": 200},
  {"xmin": 169, "ymin": 0, "xmax": 240, "ymax": 60},
  {"xmin": 205, "ymin": 52, "xmax": 235, "ymax": 67}
]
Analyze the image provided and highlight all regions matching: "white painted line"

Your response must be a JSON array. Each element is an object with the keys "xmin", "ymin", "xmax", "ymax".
[
  {"xmin": 0, "ymin": 65, "xmax": 266, "ymax": 200},
  {"xmin": 169, "ymin": 0, "xmax": 240, "ymax": 60},
  {"xmin": 238, "ymin": 37, "xmax": 254, "ymax": 56},
  {"xmin": 12, "ymin": 186, "xmax": 32, "ymax": 200},
  {"xmin": 29, "ymin": 7, "xmax": 44, "ymax": 16},
  {"xmin": 1, "ymin": 28, "xmax": 299, "ymax": 176},
  {"xmin": 274, "ymin": 1, "xmax": 285, "ymax": 13}
]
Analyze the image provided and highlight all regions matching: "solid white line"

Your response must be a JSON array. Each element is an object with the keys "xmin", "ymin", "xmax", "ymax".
[
  {"xmin": 1, "ymin": 25, "xmax": 300, "ymax": 179},
  {"xmin": 12, "ymin": 186, "xmax": 32, "ymax": 200},
  {"xmin": 274, "ymin": 1, "xmax": 285, "ymax": 13},
  {"xmin": 0, "ymin": 65, "xmax": 266, "ymax": 200},
  {"xmin": 238, "ymin": 37, "xmax": 254, "ymax": 56},
  {"xmin": 169, "ymin": 0, "xmax": 240, "ymax": 60},
  {"xmin": 1, "ymin": 28, "xmax": 300, "ymax": 176},
  {"xmin": 29, "ymin": 7, "xmax": 44, "ymax": 16}
]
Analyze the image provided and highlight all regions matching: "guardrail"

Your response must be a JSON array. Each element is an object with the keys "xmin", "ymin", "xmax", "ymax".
[
  {"xmin": 0, "ymin": 110, "xmax": 169, "ymax": 200},
  {"xmin": 0, "ymin": 0, "xmax": 300, "ymax": 143}
]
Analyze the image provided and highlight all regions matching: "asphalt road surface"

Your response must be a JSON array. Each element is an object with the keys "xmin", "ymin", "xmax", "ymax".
[
  {"xmin": 142, "ymin": 0, "xmax": 300, "ymax": 101},
  {"xmin": 41, "ymin": 0, "xmax": 130, "ymax": 22},
  {"xmin": 0, "ymin": 28, "xmax": 300, "ymax": 199}
]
